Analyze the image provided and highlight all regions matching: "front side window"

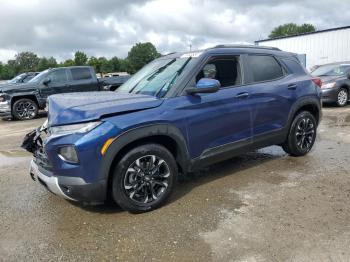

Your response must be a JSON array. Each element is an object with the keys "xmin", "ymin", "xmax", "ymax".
[
  {"xmin": 71, "ymin": 68, "xmax": 92, "ymax": 80},
  {"xmin": 47, "ymin": 69, "xmax": 68, "ymax": 83},
  {"xmin": 196, "ymin": 56, "xmax": 242, "ymax": 88},
  {"xmin": 246, "ymin": 55, "xmax": 284, "ymax": 83}
]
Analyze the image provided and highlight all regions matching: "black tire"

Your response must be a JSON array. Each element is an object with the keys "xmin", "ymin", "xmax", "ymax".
[
  {"xmin": 336, "ymin": 88, "xmax": 348, "ymax": 107},
  {"xmin": 12, "ymin": 98, "xmax": 38, "ymax": 120},
  {"xmin": 112, "ymin": 144, "xmax": 178, "ymax": 212},
  {"xmin": 282, "ymin": 111, "xmax": 317, "ymax": 157}
]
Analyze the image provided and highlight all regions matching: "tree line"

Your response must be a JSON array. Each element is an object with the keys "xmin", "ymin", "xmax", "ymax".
[{"xmin": 0, "ymin": 42, "xmax": 160, "ymax": 80}]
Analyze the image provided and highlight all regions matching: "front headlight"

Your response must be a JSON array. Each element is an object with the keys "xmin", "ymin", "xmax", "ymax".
[
  {"xmin": 49, "ymin": 121, "xmax": 102, "ymax": 137},
  {"xmin": 322, "ymin": 82, "xmax": 336, "ymax": 89}
]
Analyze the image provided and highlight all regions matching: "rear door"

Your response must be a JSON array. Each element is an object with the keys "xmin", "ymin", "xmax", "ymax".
[
  {"xmin": 68, "ymin": 67, "xmax": 98, "ymax": 92},
  {"xmin": 242, "ymin": 54, "xmax": 295, "ymax": 138},
  {"xmin": 40, "ymin": 68, "xmax": 69, "ymax": 99}
]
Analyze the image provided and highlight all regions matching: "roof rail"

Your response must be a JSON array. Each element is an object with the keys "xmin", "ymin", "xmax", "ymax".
[{"xmin": 211, "ymin": 44, "xmax": 281, "ymax": 51}]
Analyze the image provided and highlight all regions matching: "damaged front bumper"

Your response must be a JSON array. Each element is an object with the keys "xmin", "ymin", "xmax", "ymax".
[
  {"xmin": 29, "ymin": 159, "xmax": 77, "ymax": 201},
  {"xmin": 22, "ymin": 124, "xmax": 108, "ymax": 204}
]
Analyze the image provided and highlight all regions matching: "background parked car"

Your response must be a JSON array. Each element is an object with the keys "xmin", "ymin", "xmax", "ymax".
[
  {"xmin": 1, "ymin": 72, "xmax": 40, "ymax": 85},
  {"xmin": 311, "ymin": 62, "xmax": 350, "ymax": 106},
  {"xmin": 0, "ymin": 66, "xmax": 130, "ymax": 120}
]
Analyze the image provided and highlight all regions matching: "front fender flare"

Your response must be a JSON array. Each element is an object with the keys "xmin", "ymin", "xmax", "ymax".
[{"xmin": 98, "ymin": 124, "xmax": 190, "ymax": 182}]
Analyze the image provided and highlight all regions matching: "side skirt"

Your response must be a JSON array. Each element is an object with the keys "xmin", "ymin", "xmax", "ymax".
[{"xmin": 188, "ymin": 128, "xmax": 287, "ymax": 171}]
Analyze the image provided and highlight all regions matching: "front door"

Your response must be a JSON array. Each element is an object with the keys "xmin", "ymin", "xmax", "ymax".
[
  {"xmin": 180, "ymin": 55, "xmax": 254, "ymax": 159},
  {"xmin": 39, "ymin": 68, "xmax": 69, "ymax": 99}
]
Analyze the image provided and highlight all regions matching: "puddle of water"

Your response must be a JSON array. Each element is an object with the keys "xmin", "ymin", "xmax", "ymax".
[{"xmin": 0, "ymin": 150, "xmax": 31, "ymax": 168}]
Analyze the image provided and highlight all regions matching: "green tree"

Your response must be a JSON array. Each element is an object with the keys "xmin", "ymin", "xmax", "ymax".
[
  {"xmin": 119, "ymin": 59, "xmax": 131, "ymax": 73},
  {"xmin": 14, "ymin": 52, "xmax": 40, "ymax": 72},
  {"xmin": 127, "ymin": 42, "xmax": 160, "ymax": 73},
  {"xmin": 0, "ymin": 64, "xmax": 16, "ymax": 79},
  {"xmin": 88, "ymin": 56, "xmax": 103, "ymax": 75},
  {"xmin": 62, "ymin": 59, "xmax": 75, "ymax": 67},
  {"xmin": 269, "ymin": 23, "xmax": 316, "ymax": 38},
  {"xmin": 37, "ymin": 56, "xmax": 58, "ymax": 71},
  {"xmin": 74, "ymin": 51, "xmax": 88, "ymax": 66},
  {"xmin": 109, "ymin": 56, "xmax": 121, "ymax": 72},
  {"xmin": 98, "ymin": 57, "xmax": 113, "ymax": 73}
]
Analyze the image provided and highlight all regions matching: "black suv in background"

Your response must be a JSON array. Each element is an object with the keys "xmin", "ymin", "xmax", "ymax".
[
  {"xmin": 311, "ymin": 62, "xmax": 350, "ymax": 106},
  {"xmin": 0, "ymin": 66, "xmax": 129, "ymax": 120}
]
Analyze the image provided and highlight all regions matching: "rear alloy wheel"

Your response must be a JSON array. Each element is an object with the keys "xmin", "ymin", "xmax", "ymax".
[
  {"xmin": 12, "ymin": 98, "xmax": 38, "ymax": 120},
  {"xmin": 337, "ymin": 88, "xmax": 348, "ymax": 107},
  {"xmin": 282, "ymin": 111, "xmax": 317, "ymax": 156},
  {"xmin": 112, "ymin": 144, "xmax": 177, "ymax": 212}
]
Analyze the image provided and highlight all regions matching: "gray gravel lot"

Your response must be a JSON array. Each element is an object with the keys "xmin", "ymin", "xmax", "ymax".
[{"xmin": 1, "ymin": 106, "xmax": 350, "ymax": 261}]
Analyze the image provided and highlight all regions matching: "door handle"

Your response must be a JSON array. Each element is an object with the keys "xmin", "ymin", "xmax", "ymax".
[
  {"xmin": 288, "ymin": 84, "xmax": 297, "ymax": 90},
  {"xmin": 235, "ymin": 92, "xmax": 249, "ymax": 99}
]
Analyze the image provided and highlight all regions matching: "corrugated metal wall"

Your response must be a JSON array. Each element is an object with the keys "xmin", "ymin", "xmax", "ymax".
[{"xmin": 257, "ymin": 28, "xmax": 350, "ymax": 70}]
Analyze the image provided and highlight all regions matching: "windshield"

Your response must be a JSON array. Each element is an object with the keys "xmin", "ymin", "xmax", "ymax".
[
  {"xmin": 7, "ymin": 73, "xmax": 26, "ymax": 84},
  {"xmin": 312, "ymin": 64, "xmax": 350, "ymax": 77},
  {"xmin": 117, "ymin": 57, "xmax": 194, "ymax": 97},
  {"xmin": 28, "ymin": 69, "xmax": 49, "ymax": 83}
]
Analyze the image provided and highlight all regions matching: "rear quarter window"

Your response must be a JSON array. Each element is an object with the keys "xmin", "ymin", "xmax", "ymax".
[
  {"xmin": 71, "ymin": 68, "xmax": 92, "ymax": 80},
  {"xmin": 246, "ymin": 55, "xmax": 284, "ymax": 83},
  {"xmin": 281, "ymin": 58, "xmax": 308, "ymax": 75}
]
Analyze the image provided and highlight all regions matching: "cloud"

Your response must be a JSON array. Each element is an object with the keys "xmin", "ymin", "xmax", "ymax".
[{"xmin": 0, "ymin": 0, "xmax": 349, "ymax": 62}]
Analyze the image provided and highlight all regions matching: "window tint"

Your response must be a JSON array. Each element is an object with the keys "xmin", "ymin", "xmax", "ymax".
[
  {"xmin": 47, "ymin": 69, "xmax": 68, "ymax": 83},
  {"xmin": 282, "ymin": 58, "xmax": 307, "ymax": 74},
  {"xmin": 71, "ymin": 68, "xmax": 92, "ymax": 80},
  {"xmin": 246, "ymin": 55, "xmax": 283, "ymax": 83},
  {"xmin": 196, "ymin": 56, "xmax": 241, "ymax": 88}
]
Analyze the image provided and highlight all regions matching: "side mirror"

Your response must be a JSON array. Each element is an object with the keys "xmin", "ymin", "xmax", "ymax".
[
  {"xmin": 43, "ymin": 78, "xmax": 51, "ymax": 85},
  {"xmin": 347, "ymin": 72, "xmax": 350, "ymax": 79},
  {"xmin": 186, "ymin": 78, "xmax": 220, "ymax": 95}
]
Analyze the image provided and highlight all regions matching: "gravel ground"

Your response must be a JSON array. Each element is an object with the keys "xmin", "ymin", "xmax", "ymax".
[{"xmin": 1, "ymin": 106, "xmax": 350, "ymax": 261}]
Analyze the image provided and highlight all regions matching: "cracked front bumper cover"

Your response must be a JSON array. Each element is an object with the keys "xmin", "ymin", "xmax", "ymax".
[{"xmin": 29, "ymin": 159, "xmax": 77, "ymax": 201}]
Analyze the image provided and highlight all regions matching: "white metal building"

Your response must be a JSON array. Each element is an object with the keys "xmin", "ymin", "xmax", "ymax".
[{"xmin": 255, "ymin": 26, "xmax": 350, "ymax": 70}]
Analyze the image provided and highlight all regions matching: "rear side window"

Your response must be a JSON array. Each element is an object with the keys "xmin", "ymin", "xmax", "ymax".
[
  {"xmin": 246, "ymin": 55, "xmax": 284, "ymax": 83},
  {"xmin": 71, "ymin": 68, "xmax": 92, "ymax": 80}
]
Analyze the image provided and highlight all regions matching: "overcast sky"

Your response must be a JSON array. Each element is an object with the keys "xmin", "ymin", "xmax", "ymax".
[{"xmin": 0, "ymin": 0, "xmax": 349, "ymax": 62}]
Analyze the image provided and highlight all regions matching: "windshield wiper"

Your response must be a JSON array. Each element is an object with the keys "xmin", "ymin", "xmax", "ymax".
[
  {"xmin": 128, "ymin": 59, "xmax": 176, "ymax": 94},
  {"xmin": 155, "ymin": 57, "xmax": 192, "ymax": 97}
]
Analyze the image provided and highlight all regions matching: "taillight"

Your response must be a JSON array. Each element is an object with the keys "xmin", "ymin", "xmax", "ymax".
[{"xmin": 312, "ymin": 77, "xmax": 322, "ymax": 88}]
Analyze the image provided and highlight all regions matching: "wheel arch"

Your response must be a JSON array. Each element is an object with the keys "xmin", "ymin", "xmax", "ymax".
[
  {"xmin": 287, "ymin": 96, "xmax": 321, "ymax": 128},
  {"xmin": 11, "ymin": 95, "xmax": 39, "ymax": 108},
  {"xmin": 98, "ymin": 124, "xmax": 190, "ymax": 198}
]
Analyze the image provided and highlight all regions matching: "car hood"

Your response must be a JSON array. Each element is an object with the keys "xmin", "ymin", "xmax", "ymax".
[
  {"xmin": 0, "ymin": 82, "xmax": 36, "ymax": 92},
  {"xmin": 48, "ymin": 92, "xmax": 164, "ymax": 126}
]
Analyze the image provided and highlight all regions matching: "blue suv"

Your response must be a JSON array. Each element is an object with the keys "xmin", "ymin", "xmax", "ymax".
[{"xmin": 24, "ymin": 45, "xmax": 322, "ymax": 212}]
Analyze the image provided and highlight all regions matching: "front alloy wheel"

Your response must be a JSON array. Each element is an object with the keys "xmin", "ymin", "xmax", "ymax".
[
  {"xmin": 112, "ymin": 144, "xmax": 177, "ymax": 212},
  {"xmin": 12, "ymin": 98, "xmax": 38, "ymax": 120},
  {"xmin": 123, "ymin": 155, "xmax": 170, "ymax": 204}
]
